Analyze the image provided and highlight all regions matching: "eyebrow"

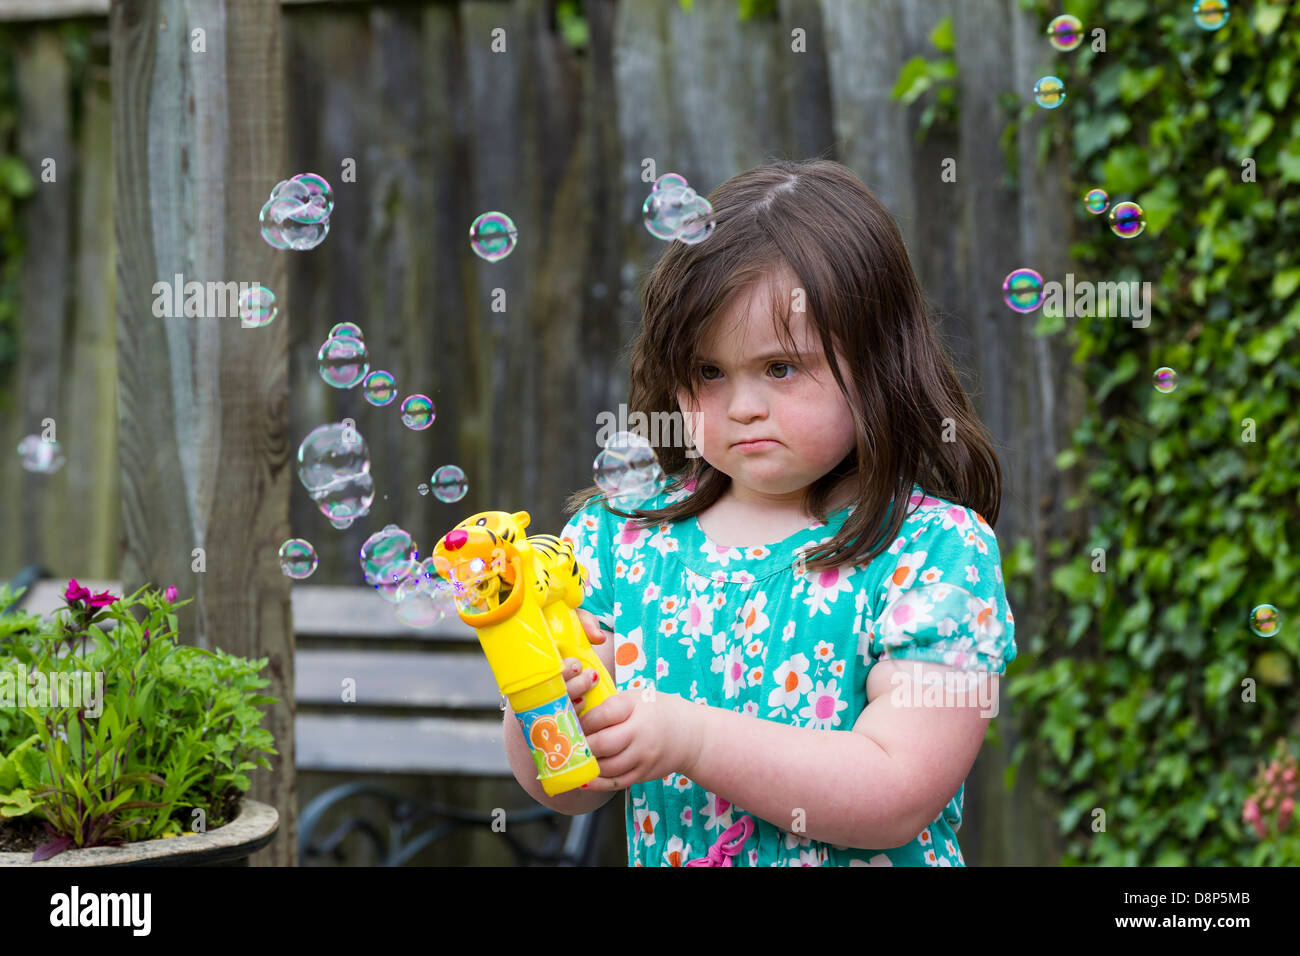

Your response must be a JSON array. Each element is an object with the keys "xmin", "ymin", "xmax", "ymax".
[{"xmin": 694, "ymin": 351, "xmax": 814, "ymax": 365}]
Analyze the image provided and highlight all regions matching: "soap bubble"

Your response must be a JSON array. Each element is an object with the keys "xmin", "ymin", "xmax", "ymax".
[
  {"xmin": 395, "ymin": 588, "xmax": 442, "ymax": 628},
  {"xmin": 417, "ymin": 482, "xmax": 430, "ymax": 496},
  {"xmin": 1193, "ymin": 0, "xmax": 1229, "ymax": 31},
  {"xmin": 876, "ymin": 583, "xmax": 1007, "ymax": 673},
  {"xmin": 431, "ymin": 464, "xmax": 469, "ymax": 503},
  {"xmin": 652, "ymin": 172, "xmax": 690, "ymax": 194},
  {"xmin": 360, "ymin": 523, "xmax": 418, "ymax": 590},
  {"xmin": 238, "ymin": 284, "xmax": 278, "ymax": 328},
  {"xmin": 297, "ymin": 422, "xmax": 375, "ymax": 522},
  {"xmin": 260, "ymin": 195, "xmax": 330, "ymax": 251},
  {"xmin": 677, "ymin": 195, "xmax": 716, "ymax": 245},
  {"xmin": 17, "ymin": 435, "xmax": 64, "ymax": 474},
  {"xmin": 318, "ymin": 335, "xmax": 369, "ymax": 389},
  {"xmin": 363, "ymin": 371, "xmax": 397, "ymax": 407},
  {"xmin": 1109, "ymin": 201, "xmax": 1146, "ymax": 238},
  {"xmin": 1047, "ymin": 14, "xmax": 1083, "ymax": 51},
  {"xmin": 1083, "ymin": 188, "xmax": 1109, "ymax": 214},
  {"xmin": 329, "ymin": 321, "xmax": 363, "ymax": 340},
  {"xmin": 594, "ymin": 434, "xmax": 662, "ymax": 501},
  {"xmin": 1250, "ymin": 604, "xmax": 1279, "ymax": 638},
  {"xmin": 330, "ymin": 516, "xmax": 354, "ymax": 529},
  {"xmin": 279, "ymin": 538, "xmax": 318, "ymax": 579},
  {"xmin": 643, "ymin": 183, "xmax": 697, "ymax": 240},
  {"xmin": 401, "ymin": 394, "xmax": 436, "ymax": 430},
  {"xmin": 291, "ymin": 173, "xmax": 334, "ymax": 219},
  {"xmin": 469, "ymin": 212, "xmax": 518, "ymax": 262},
  {"xmin": 1002, "ymin": 268, "xmax": 1044, "ymax": 313},
  {"xmin": 1153, "ymin": 367, "xmax": 1177, "ymax": 393},
  {"xmin": 1033, "ymin": 75, "xmax": 1066, "ymax": 109}
]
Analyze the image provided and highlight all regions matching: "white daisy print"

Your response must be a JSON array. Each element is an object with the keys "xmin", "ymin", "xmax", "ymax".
[
  {"xmin": 713, "ymin": 644, "xmax": 749, "ymax": 698},
  {"xmin": 615, "ymin": 626, "xmax": 645, "ymax": 683},
  {"xmin": 782, "ymin": 620, "xmax": 796, "ymax": 642},
  {"xmin": 733, "ymin": 591, "xmax": 772, "ymax": 642},
  {"xmin": 798, "ymin": 678, "xmax": 849, "ymax": 729},
  {"xmin": 643, "ymin": 581, "xmax": 661, "ymax": 603},
  {"xmin": 965, "ymin": 564, "xmax": 981, "ymax": 585},
  {"xmin": 678, "ymin": 594, "xmax": 715, "ymax": 642},
  {"xmin": 634, "ymin": 805, "xmax": 661, "ymax": 846},
  {"xmin": 920, "ymin": 566, "xmax": 943, "ymax": 584},
  {"xmin": 627, "ymin": 562, "xmax": 646, "ymax": 584},
  {"xmin": 767, "ymin": 653, "xmax": 813, "ymax": 711},
  {"xmin": 699, "ymin": 539, "xmax": 743, "ymax": 567},
  {"xmin": 801, "ymin": 564, "xmax": 855, "ymax": 616}
]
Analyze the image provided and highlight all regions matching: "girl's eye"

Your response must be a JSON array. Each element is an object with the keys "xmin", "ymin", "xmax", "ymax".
[
  {"xmin": 698, "ymin": 366, "xmax": 721, "ymax": 381},
  {"xmin": 769, "ymin": 363, "xmax": 793, "ymax": 379}
]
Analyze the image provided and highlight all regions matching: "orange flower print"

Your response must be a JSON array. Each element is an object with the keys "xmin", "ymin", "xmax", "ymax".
[
  {"xmin": 813, "ymin": 640, "xmax": 834, "ymax": 661},
  {"xmin": 920, "ymin": 567, "xmax": 943, "ymax": 584}
]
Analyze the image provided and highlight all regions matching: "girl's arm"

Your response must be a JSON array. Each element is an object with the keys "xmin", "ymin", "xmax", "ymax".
[{"xmin": 681, "ymin": 660, "xmax": 995, "ymax": 849}]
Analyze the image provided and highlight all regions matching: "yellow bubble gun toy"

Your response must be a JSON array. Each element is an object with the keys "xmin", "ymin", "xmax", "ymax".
[{"xmin": 432, "ymin": 510, "xmax": 616, "ymax": 796}]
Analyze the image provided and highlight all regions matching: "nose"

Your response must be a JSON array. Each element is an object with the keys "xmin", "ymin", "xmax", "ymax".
[
  {"xmin": 444, "ymin": 528, "xmax": 468, "ymax": 550},
  {"xmin": 726, "ymin": 378, "xmax": 768, "ymax": 423}
]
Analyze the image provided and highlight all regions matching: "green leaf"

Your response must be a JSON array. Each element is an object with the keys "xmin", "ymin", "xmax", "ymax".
[
  {"xmin": 929, "ymin": 15, "xmax": 954, "ymax": 53},
  {"xmin": 1271, "ymin": 269, "xmax": 1300, "ymax": 300},
  {"xmin": 1253, "ymin": 3, "xmax": 1287, "ymax": 35}
]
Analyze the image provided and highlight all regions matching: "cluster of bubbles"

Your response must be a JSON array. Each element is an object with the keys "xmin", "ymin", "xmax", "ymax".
[
  {"xmin": 260, "ymin": 173, "xmax": 334, "ymax": 252},
  {"xmin": 642, "ymin": 173, "xmax": 715, "ymax": 245},
  {"xmin": 359, "ymin": 524, "xmax": 464, "ymax": 627},
  {"xmin": 417, "ymin": 464, "xmax": 469, "ymax": 502},
  {"xmin": 470, "ymin": 212, "xmax": 518, "ymax": 262},
  {"xmin": 238, "ymin": 285, "xmax": 278, "ymax": 329},
  {"xmin": 17, "ymin": 435, "xmax": 65, "ymax": 474},
  {"xmin": 296, "ymin": 421, "xmax": 375, "ymax": 527},
  {"xmin": 279, "ymin": 538, "xmax": 319, "ymax": 579},
  {"xmin": 1193, "ymin": 0, "xmax": 1230, "ymax": 31},
  {"xmin": 593, "ymin": 430, "xmax": 665, "ymax": 502}
]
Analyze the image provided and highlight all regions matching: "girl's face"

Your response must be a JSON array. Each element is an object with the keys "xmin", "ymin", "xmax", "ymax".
[{"xmin": 676, "ymin": 272, "xmax": 858, "ymax": 511}]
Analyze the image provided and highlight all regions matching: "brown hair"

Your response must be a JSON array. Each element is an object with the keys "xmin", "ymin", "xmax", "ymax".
[{"xmin": 565, "ymin": 159, "xmax": 1002, "ymax": 573}]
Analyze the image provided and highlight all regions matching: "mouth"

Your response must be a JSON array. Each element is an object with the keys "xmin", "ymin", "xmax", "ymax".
[{"xmin": 731, "ymin": 439, "xmax": 780, "ymax": 451}]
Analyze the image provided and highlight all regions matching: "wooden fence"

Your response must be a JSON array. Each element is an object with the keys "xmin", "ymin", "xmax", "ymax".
[{"xmin": 0, "ymin": 0, "xmax": 1083, "ymax": 865}]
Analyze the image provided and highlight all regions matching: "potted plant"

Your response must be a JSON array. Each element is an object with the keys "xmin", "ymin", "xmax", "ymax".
[{"xmin": 0, "ymin": 579, "xmax": 279, "ymax": 865}]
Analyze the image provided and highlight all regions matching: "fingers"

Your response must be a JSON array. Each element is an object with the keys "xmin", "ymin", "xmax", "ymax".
[
  {"xmin": 575, "ymin": 609, "xmax": 613, "ymax": 645},
  {"xmin": 562, "ymin": 656, "xmax": 603, "ymax": 706}
]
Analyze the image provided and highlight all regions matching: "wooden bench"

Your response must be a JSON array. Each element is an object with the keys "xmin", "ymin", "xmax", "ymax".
[{"xmin": 2, "ymin": 569, "xmax": 609, "ymax": 866}]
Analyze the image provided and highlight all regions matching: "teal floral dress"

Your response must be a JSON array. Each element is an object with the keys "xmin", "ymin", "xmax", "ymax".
[{"xmin": 559, "ymin": 476, "xmax": 1016, "ymax": 866}]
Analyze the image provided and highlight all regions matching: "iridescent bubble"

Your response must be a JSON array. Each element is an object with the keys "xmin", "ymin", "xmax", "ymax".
[
  {"xmin": 401, "ymin": 394, "xmax": 436, "ymax": 430},
  {"xmin": 1047, "ymin": 14, "xmax": 1083, "ymax": 51},
  {"xmin": 17, "ymin": 435, "xmax": 64, "ymax": 474},
  {"xmin": 297, "ymin": 422, "xmax": 375, "ymax": 522},
  {"xmin": 877, "ymin": 583, "xmax": 1007, "ymax": 673},
  {"xmin": 677, "ymin": 195, "xmax": 716, "ymax": 245},
  {"xmin": 260, "ymin": 195, "xmax": 330, "ymax": 251},
  {"xmin": 1153, "ymin": 367, "xmax": 1177, "ymax": 393},
  {"xmin": 292, "ymin": 172, "xmax": 335, "ymax": 219},
  {"xmin": 395, "ymin": 588, "xmax": 442, "ymax": 628},
  {"xmin": 330, "ymin": 516, "xmax": 354, "ymax": 529},
  {"xmin": 279, "ymin": 538, "xmax": 318, "ymax": 579},
  {"xmin": 431, "ymin": 464, "xmax": 468, "ymax": 503},
  {"xmin": 1250, "ymin": 604, "xmax": 1279, "ymax": 638},
  {"xmin": 469, "ymin": 212, "xmax": 518, "ymax": 262},
  {"xmin": 1084, "ymin": 188, "xmax": 1109, "ymax": 215},
  {"xmin": 329, "ymin": 321, "xmax": 363, "ymax": 340},
  {"xmin": 318, "ymin": 335, "xmax": 370, "ymax": 389},
  {"xmin": 1002, "ymin": 268, "xmax": 1044, "ymax": 313},
  {"xmin": 1033, "ymin": 75, "xmax": 1066, "ymax": 109},
  {"xmin": 270, "ymin": 178, "xmax": 311, "ymax": 204},
  {"xmin": 1193, "ymin": 0, "xmax": 1229, "ymax": 30},
  {"xmin": 238, "ymin": 284, "xmax": 278, "ymax": 328},
  {"xmin": 594, "ymin": 437, "xmax": 662, "ymax": 501},
  {"xmin": 1109, "ymin": 201, "xmax": 1146, "ymax": 238},
  {"xmin": 360, "ymin": 523, "xmax": 417, "ymax": 589},
  {"xmin": 363, "ymin": 371, "xmax": 397, "ymax": 407},
  {"xmin": 441, "ymin": 556, "xmax": 501, "ymax": 618},
  {"xmin": 642, "ymin": 183, "xmax": 697, "ymax": 240},
  {"xmin": 652, "ymin": 172, "xmax": 690, "ymax": 194},
  {"xmin": 604, "ymin": 429, "xmax": 651, "ymax": 450},
  {"xmin": 417, "ymin": 482, "xmax": 430, "ymax": 496}
]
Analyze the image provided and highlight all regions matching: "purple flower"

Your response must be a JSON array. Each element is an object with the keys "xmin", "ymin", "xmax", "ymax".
[
  {"xmin": 86, "ymin": 587, "xmax": 118, "ymax": 609},
  {"xmin": 164, "ymin": 586, "xmax": 178, "ymax": 603},
  {"xmin": 63, "ymin": 579, "xmax": 91, "ymax": 605}
]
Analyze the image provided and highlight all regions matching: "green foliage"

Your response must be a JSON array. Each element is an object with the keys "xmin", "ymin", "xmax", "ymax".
[
  {"xmin": 0, "ymin": 582, "xmax": 278, "ymax": 859},
  {"xmin": 891, "ymin": 16, "xmax": 960, "ymax": 143},
  {"xmin": 1002, "ymin": 0, "xmax": 1300, "ymax": 865},
  {"xmin": 0, "ymin": 30, "xmax": 32, "ymax": 412}
]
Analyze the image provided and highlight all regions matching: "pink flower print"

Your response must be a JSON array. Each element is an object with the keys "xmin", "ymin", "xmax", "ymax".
[
  {"xmin": 657, "ymin": 658, "xmax": 669, "ymax": 679},
  {"xmin": 710, "ymin": 570, "xmax": 729, "ymax": 587},
  {"xmin": 813, "ymin": 640, "xmax": 834, "ymax": 661},
  {"xmin": 700, "ymin": 792, "xmax": 734, "ymax": 831},
  {"xmin": 627, "ymin": 562, "xmax": 646, "ymax": 583},
  {"xmin": 732, "ymin": 592, "xmax": 771, "ymax": 641},
  {"xmin": 964, "ymin": 564, "xmax": 981, "ymax": 585},
  {"xmin": 944, "ymin": 506, "xmax": 970, "ymax": 532},
  {"xmin": 887, "ymin": 535, "xmax": 907, "ymax": 555},
  {"xmin": 644, "ymin": 582, "xmax": 661, "ymax": 603},
  {"xmin": 749, "ymin": 848, "xmax": 758, "ymax": 866},
  {"xmin": 615, "ymin": 519, "xmax": 650, "ymax": 559},
  {"xmin": 768, "ymin": 653, "xmax": 812, "ymax": 710},
  {"xmin": 734, "ymin": 570, "xmax": 755, "ymax": 587},
  {"xmin": 801, "ymin": 564, "xmax": 854, "ymax": 616},
  {"xmin": 782, "ymin": 620, "xmax": 796, "ymax": 642},
  {"xmin": 679, "ymin": 594, "xmax": 715, "ymax": 641},
  {"xmin": 798, "ymin": 679, "xmax": 848, "ymax": 729},
  {"xmin": 742, "ymin": 700, "xmax": 758, "ymax": 717},
  {"xmin": 699, "ymin": 539, "xmax": 742, "ymax": 567},
  {"xmin": 994, "ymin": 564, "xmax": 1003, "ymax": 583},
  {"xmin": 908, "ymin": 490, "xmax": 944, "ymax": 509},
  {"xmin": 715, "ymin": 645, "xmax": 749, "ymax": 698},
  {"xmin": 680, "ymin": 807, "xmax": 692, "ymax": 827}
]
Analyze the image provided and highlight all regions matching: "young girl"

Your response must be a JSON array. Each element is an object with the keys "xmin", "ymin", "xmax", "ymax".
[{"xmin": 557, "ymin": 158, "xmax": 1016, "ymax": 867}]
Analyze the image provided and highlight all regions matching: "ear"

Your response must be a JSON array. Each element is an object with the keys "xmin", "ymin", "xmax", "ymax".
[{"xmin": 513, "ymin": 511, "xmax": 530, "ymax": 530}]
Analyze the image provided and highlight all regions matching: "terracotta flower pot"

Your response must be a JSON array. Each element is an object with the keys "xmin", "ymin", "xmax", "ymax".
[{"xmin": 0, "ymin": 799, "xmax": 278, "ymax": 867}]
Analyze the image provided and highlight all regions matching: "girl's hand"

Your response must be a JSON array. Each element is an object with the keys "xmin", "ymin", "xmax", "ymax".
[
  {"xmin": 561, "ymin": 610, "xmax": 614, "ymax": 709},
  {"xmin": 577, "ymin": 690, "xmax": 700, "ymax": 792}
]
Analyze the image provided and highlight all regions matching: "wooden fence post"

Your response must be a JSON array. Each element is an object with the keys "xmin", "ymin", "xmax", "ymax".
[{"xmin": 111, "ymin": 0, "xmax": 295, "ymax": 865}]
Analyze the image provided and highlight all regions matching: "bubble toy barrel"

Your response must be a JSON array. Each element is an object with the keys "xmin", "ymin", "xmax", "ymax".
[{"xmin": 505, "ymin": 667, "xmax": 601, "ymax": 797}]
